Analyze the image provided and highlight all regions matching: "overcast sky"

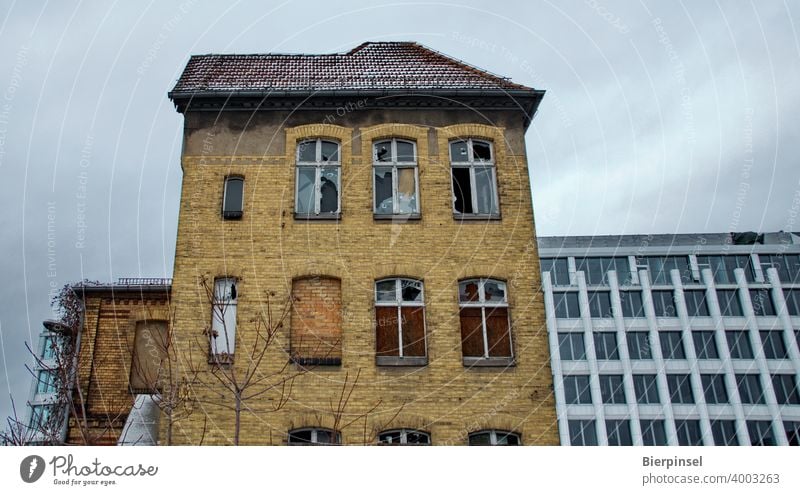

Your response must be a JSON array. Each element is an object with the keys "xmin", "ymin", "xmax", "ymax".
[{"xmin": 1, "ymin": 0, "xmax": 798, "ymax": 425}]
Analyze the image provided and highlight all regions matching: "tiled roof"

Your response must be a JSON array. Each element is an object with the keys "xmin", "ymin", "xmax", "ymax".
[{"xmin": 170, "ymin": 42, "xmax": 535, "ymax": 94}]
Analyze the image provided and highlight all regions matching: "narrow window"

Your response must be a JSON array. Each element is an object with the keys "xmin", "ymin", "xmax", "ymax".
[
  {"xmin": 606, "ymin": 420, "xmax": 633, "ymax": 446},
  {"xmin": 210, "ymin": 277, "xmax": 237, "ymax": 363},
  {"xmin": 553, "ymin": 292, "xmax": 580, "ymax": 318},
  {"xmin": 640, "ymin": 420, "xmax": 667, "ymax": 446},
  {"xmin": 747, "ymin": 421, "xmax": 776, "ymax": 446},
  {"xmin": 378, "ymin": 429, "xmax": 431, "ymax": 445},
  {"xmin": 130, "ymin": 320, "xmax": 168, "ymax": 393},
  {"xmin": 291, "ymin": 277, "xmax": 342, "ymax": 366},
  {"xmin": 450, "ymin": 139, "xmax": 499, "ymax": 217},
  {"xmin": 288, "ymin": 428, "xmax": 341, "ymax": 445},
  {"xmin": 701, "ymin": 374, "xmax": 728, "ymax": 404},
  {"xmin": 726, "ymin": 330, "xmax": 754, "ymax": 359},
  {"xmin": 222, "ymin": 176, "xmax": 244, "ymax": 219},
  {"xmin": 598, "ymin": 375, "xmax": 626, "ymax": 404},
  {"xmin": 41, "ymin": 335, "xmax": 58, "ymax": 360},
  {"xmin": 373, "ymin": 139, "xmax": 419, "ymax": 216},
  {"xmin": 692, "ymin": 331, "xmax": 719, "ymax": 359},
  {"xmin": 626, "ymin": 332, "xmax": 652, "ymax": 360},
  {"xmin": 295, "ymin": 139, "xmax": 340, "ymax": 217},
  {"xmin": 711, "ymin": 420, "xmax": 739, "ymax": 446},
  {"xmin": 458, "ymin": 278, "xmax": 512, "ymax": 364},
  {"xmin": 675, "ymin": 419, "xmax": 703, "ymax": 446},
  {"xmin": 633, "ymin": 374, "xmax": 660, "ymax": 404},
  {"xmin": 35, "ymin": 370, "xmax": 58, "ymax": 395},
  {"xmin": 375, "ymin": 278, "xmax": 426, "ymax": 365},
  {"xmin": 736, "ymin": 374, "xmax": 765, "ymax": 404},
  {"xmin": 568, "ymin": 420, "xmax": 597, "ymax": 446},
  {"xmin": 468, "ymin": 430, "xmax": 520, "ymax": 446},
  {"xmin": 667, "ymin": 374, "xmax": 695, "ymax": 404}
]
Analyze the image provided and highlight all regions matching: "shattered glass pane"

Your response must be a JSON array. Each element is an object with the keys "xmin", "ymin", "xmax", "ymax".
[
  {"xmin": 459, "ymin": 280, "xmax": 480, "ymax": 302},
  {"xmin": 298, "ymin": 141, "xmax": 316, "ymax": 162},
  {"xmin": 296, "ymin": 167, "xmax": 316, "ymax": 214},
  {"xmin": 374, "ymin": 141, "xmax": 392, "ymax": 162},
  {"xmin": 379, "ymin": 431, "xmax": 402, "ymax": 444},
  {"xmin": 374, "ymin": 167, "xmax": 393, "ymax": 214},
  {"xmin": 450, "ymin": 140, "xmax": 469, "ymax": 161},
  {"xmin": 396, "ymin": 168, "xmax": 416, "ymax": 214},
  {"xmin": 401, "ymin": 279, "xmax": 422, "ymax": 302},
  {"xmin": 320, "ymin": 140, "xmax": 339, "ymax": 162},
  {"xmin": 319, "ymin": 167, "xmax": 339, "ymax": 213},
  {"xmin": 483, "ymin": 280, "xmax": 506, "ymax": 302},
  {"xmin": 474, "ymin": 166, "xmax": 497, "ymax": 214},
  {"xmin": 405, "ymin": 431, "xmax": 430, "ymax": 444},
  {"xmin": 451, "ymin": 167, "xmax": 472, "ymax": 214},
  {"xmin": 396, "ymin": 141, "xmax": 415, "ymax": 162},
  {"xmin": 472, "ymin": 141, "xmax": 492, "ymax": 161},
  {"xmin": 376, "ymin": 280, "xmax": 397, "ymax": 302}
]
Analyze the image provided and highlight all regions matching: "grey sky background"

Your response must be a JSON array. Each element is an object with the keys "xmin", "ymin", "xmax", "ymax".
[{"xmin": 1, "ymin": 0, "xmax": 798, "ymax": 425}]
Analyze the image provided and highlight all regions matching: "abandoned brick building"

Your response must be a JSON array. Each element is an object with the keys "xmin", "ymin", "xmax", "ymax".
[{"xmin": 50, "ymin": 42, "xmax": 557, "ymax": 445}]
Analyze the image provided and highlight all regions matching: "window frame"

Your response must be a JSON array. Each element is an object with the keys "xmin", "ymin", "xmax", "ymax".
[
  {"xmin": 449, "ymin": 138, "xmax": 500, "ymax": 219},
  {"xmin": 378, "ymin": 428, "xmax": 431, "ymax": 445},
  {"xmin": 209, "ymin": 277, "xmax": 238, "ymax": 364},
  {"xmin": 553, "ymin": 291, "xmax": 580, "ymax": 319},
  {"xmin": 659, "ymin": 331, "xmax": 686, "ymax": 359},
  {"xmin": 372, "ymin": 139, "xmax": 420, "ymax": 219},
  {"xmin": 294, "ymin": 138, "xmax": 342, "ymax": 219},
  {"xmin": 558, "ymin": 332, "xmax": 586, "ymax": 360},
  {"xmin": 701, "ymin": 374, "xmax": 729, "ymax": 404},
  {"xmin": 692, "ymin": 331, "xmax": 719, "ymax": 359},
  {"xmin": 221, "ymin": 175, "xmax": 244, "ymax": 220},
  {"xmin": 675, "ymin": 419, "xmax": 703, "ymax": 446},
  {"xmin": 374, "ymin": 278, "xmax": 427, "ymax": 366},
  {"xmin": 468, "ymin": 429, "xmax": 521, "ymax": 446},
  {"xmin": 633, "ymin": 374, "xmax": 660, "ymax": 404},
  {"xmin": 598, "ymin": 374, "xmax": 626, "ymax": 404},
  {"xmin": 593, "ymin": 332, "xmax": 619, "ymax": 360},
  {"xmin": 626, "ymin": 331, "xmax": 653, "ymax": 360},
  {"xmin": 568, "ymin": 420, "xmax": 598, "ymax": 446},
  {"xmin": 563, "ymin": 375, "xmax": 592, "ymax": 404},
  {"xmin": 760, "ymin": 330, "xmax": 787, "ymax": 359},
  {"xmin": 640, "ymin": 419, "xmax": 667, "ymax": 446},
  {"xmin": 771, "ymin": 374, "xmax": 800, "ymax": 405},
  {"xmin": 287, "ymin": 427, "xmax": 341, "ymax": 446},
  {"xmin": 667, "ymin": 374, "xmax": 695, "ymax": 404},
  {"xmin": 606, "ymin": 419, "xmax": 633, "ymax": 446},
  {"xmin": 458, "ymin": 278, "xmax": 514, "ymax": 366},
  {"xmin": 736, "ymin": 374, "xmax": 765, "ymax": 404},
  {"xmin": 747, "ymin": 420, "xmax": 776, "ymax": 446},
  {"xmin": 726, "ymin": 330, "xmax": 754, "ymax": 359},
  {"xmin": 711, "ymin": 419, "xmax": 739, "ymax": 446}
]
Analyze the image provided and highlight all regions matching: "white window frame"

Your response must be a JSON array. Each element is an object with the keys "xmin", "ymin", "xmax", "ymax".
[
  {"xmin": 287, "ymin": 427, "xmax": 341, "ymax": 445},
  {"xmin": 372, "ymin": 139, "xmax": 420, "ymax": 216},
  {"xmin": 374, "ymin": 278, "xmax": 427, "ymax": 360},
  {"xmin": 458, "ymin": 278, "xmax": 513, "ymax": 361},
  {"xmin": 378, "ymin": 428, "xmax": 431, "ymax": 445},
  {"xmin": 468, "ymin": 429, "xmax": 521, "ymax": 446},
  {"xmin": 295, "ymin": 138, "xmax": 341, "ymax": 217},
  {"xmin": 210, "ymin": 277, "xmax": 237, "ymax": 362},
  {"xmin": 449, "ymin": 138, "xmax": 500, "ymax": 217}
]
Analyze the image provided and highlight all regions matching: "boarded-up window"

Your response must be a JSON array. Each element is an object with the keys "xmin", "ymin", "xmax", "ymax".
[
  {"xmin": 374, "ymin": 279, "xmax": 426, "ymax": 363},
  {"xmin": 459, "ymin": 278, "xmax": 513, "ymax": 361},
  {"xmin": 291, "ymin": 277, "xmax": 342, "ymax": 365},
  {"xmin": 130, "ymin": 320, "xmax": 168, "ymax": 392}
]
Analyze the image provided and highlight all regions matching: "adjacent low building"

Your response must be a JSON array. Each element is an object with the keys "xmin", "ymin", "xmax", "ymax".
[{"xmin": 539, "ymin": 232, "xmax": 800, "ymax": 446}]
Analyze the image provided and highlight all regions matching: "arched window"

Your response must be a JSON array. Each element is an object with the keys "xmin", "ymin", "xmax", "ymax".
[
  {"xmin": 378, "ymin": 429, "xmax": 431, "ymax": 445},
  {"xmin": 458, "ymin": 278, "xmax": 513, "ymax": 365},
  {"xmin": 288, "ymin": 427, "xmax": 341, "ymax": 445},
  {"xmin": 373, "ymin": 139, "xmax": 419, "ymax": 216},
  {"xmin": 449, "ymin": 138, "xmax": 498, "ymax": 217},
  {"xmin": 295, "ymin": 139, "xmax": 341, "ymax": 217},
  {"xmin": 222, "ymin": 176, "xmax": 244, "ymax": 219},
  {"xmin": 468, "ymin": 430, "xmax": 520, "ymax": 446},
  {"xmin": 375, "ymin": 278, "xmax": 427, "ymax": 366}
]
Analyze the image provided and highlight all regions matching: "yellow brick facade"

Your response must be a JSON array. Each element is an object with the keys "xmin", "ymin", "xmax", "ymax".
[{"xmin": 166, "ymin": 114, "xmax": 558, "ymax": 446}]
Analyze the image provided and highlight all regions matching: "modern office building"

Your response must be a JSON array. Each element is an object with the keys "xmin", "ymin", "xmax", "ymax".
[{"xmin": 539, "ymin": 232, "xmax": 800, "ymax": 446}]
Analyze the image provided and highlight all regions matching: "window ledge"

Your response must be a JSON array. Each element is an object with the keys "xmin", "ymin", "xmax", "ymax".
[
  {"xmin": 294, "ymin": 213, "xmax": 342, "ymax": 221},
  {"xmin": 453, "ymin": 214, "xmax": 501, "ymax": 221},
  {"xmin": 463, "ymin": 356, "xmax": 515, "ymax": 367},
  {"xmin": 376, "ymin": 356, "xmax": 428, "ymax": 367},
  {"xmin": 222, "ymin": 211, "xmax": 243, "ymax": 220},
  {"xmin": 373, "ymin": 214, "xmax": 421, "ymax": 221}
]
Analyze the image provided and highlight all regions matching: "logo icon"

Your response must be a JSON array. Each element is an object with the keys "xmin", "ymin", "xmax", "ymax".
[{"xmin": 20, "ymin": 455, "xmax": 45, "ymax": 483}]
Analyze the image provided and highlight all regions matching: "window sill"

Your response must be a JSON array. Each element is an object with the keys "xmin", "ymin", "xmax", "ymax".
[
  {"xmin": 376, "ymin": 356, "xmax": 428, "ymax": 367},
  {"xmin": 453, "ymin": 214, "xmax": 501, "ymax": 221},
  {"xmin": 294, "ymin": 213, "xmax": 342, "ymax": 221},
  {"xmin": 222, "ymin": 211, "xmax": 243, "ymax": 220},
  {"xmin": 463, "ymin": 356, "xmax": 515, "ymax": 367},
  {"xmin": 373, "ymin": 213, "xmax": 421, "ymax": 221}
]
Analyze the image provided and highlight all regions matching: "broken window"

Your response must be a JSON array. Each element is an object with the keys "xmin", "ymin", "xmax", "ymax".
[
  {"xmin": 375, "ymin": 278, "xmax": 426, "ymax": 365},
  {"xmin": 295, "ymin": 138, "xmax": 340, "ymax": 216},
  {"xmin": 222, "ymin": 176, "xmax": 244, "ymax": 219},
  {"xmin": 290, "ymin": 277, "xmax": 342, "ymax": 365},
  {"xmin": 450, "ymin": 138, "xmax": 498, "ymax": 216},
  {"xmin": 373, "ymin": 139, "xmax": 419, "ymax": 216},
  {"xmin": 130, "ymin": 320, "xmax": 169, "ymax": 393},
  {"xmin": 210, "ymin": 277, "xmax": 237, "ymax": 363},
  {"xmin": 468, "ymin": 430, "xmax": 520, "ymax": 446},
  {"xmin": 378, "ymin": 429, "xmax": 431, "ymax": 445},
  {"xmin": 288, "ymin": 427, "xmax": 341, "ymax": 445},
  {"xmin": 458, "ymin": 278, "xmax": 512, "ymax": 364}
]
